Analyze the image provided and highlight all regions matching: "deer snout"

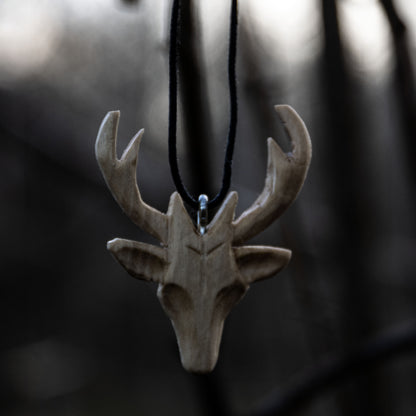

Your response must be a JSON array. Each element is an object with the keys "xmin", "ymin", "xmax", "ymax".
[
  {"xmin": 157, "ymin": 282, "xmax": 247, "ymax": 373},
  {"xmin": 157, "ymin": 283, "xmax": 223, "ymax": 373},
  {"xmin": 178, "ymin": 330, "xmax": 222, "ymax": 374}
]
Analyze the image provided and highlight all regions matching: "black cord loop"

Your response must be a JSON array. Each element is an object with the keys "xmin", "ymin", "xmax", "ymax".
[{"xmin": 168, "ymin": 0, "xmax": 238, "ymax": 210}]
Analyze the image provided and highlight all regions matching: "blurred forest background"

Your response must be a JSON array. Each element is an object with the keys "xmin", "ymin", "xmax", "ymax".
[{"xmin": 1, "ymin": 0, "xmax": 416, "ymax": 415}]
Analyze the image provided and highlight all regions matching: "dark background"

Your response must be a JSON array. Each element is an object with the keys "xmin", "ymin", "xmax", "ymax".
[{"xmin": 1, "ymin": 0, "xmax": 415, "ymax": 415}]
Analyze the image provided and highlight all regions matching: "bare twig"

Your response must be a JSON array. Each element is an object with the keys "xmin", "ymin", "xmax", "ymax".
[
  {"xmin": 320, "ymin": 1, "xmax": 391, "ymax": 413},
  {"xmin": 250, "ymin": 320, "xmax": 416, "ymax": 416}
]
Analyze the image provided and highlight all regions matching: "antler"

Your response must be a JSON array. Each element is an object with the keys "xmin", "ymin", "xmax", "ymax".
[
  {"xmin": 233, "ymin": 105, "xmax": 312, "ymax": 245},
  {"xmin": 95, "ymin": 111, "xmax": 168, "ymax": 244}
]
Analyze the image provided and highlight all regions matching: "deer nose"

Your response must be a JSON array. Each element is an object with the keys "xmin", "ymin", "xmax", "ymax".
[
  {"xmin": 172, "ymin": 312, "xmax": 225, "ymax": 374},
  {"xmin": 181, "ymin": 354, "xmax": 217, "ymax": 374},
  {"xmin": 178, "ymin": 333, "xmax": 221, "ymax": 374}
]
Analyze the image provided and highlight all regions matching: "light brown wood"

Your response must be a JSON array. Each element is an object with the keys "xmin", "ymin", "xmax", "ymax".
[
  {"xmin": 95, "ymin": 112, "xmax": 168, "ymax": 243},
  {"xmin": 232, "ymin": 105, "xmax": 312, "ymax": 244},
  {"xmin": 96, "ymin": 105, "xmax": 312, "ymax": 373}
]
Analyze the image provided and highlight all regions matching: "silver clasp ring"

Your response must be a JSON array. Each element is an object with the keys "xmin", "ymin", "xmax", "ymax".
[{"xmin": 197, "ymin": 194, "xmax": 208, "ymax": 235}]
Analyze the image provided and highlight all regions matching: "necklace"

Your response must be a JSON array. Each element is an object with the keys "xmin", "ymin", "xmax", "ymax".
[{"xmin": 95, "ymin": 0, "xmax": 312, "ymax": 373}]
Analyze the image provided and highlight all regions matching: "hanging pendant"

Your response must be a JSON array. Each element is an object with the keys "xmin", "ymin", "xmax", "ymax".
[{"xmin": 95, "ymin": 104, "xmax": 312, "ymax": 373}]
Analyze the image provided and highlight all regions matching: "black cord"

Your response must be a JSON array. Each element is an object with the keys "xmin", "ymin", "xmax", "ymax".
[{"xmin": 169, "ymin": 0, "xmax": 238, "ymax": 210}]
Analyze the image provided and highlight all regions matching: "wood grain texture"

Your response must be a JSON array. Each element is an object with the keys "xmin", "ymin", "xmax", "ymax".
[
  {"xmin": 96, "ymin": 105, "xmax": 312, "ymax": 373},
  {"xmin": 232, "ymin": 105, "xmax": 312, "ymax": 244}
]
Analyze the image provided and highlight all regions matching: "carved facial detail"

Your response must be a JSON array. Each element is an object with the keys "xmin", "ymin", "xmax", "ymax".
[
  {"xmin": 108, "ymin": 192, "xmax": 291, "ymax": 372},
  {"xmin": 96, "ymin": 105, "xmax": 311, "ymax": 373}
]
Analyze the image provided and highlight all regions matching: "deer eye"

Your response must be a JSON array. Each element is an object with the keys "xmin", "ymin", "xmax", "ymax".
[
  {"xmin": 215, "ymin": 283, "xmax": 246, "ymax": 317},
  {"xmin": 158, "ymin": 283, "xmax": 193, "ymax": 316}
]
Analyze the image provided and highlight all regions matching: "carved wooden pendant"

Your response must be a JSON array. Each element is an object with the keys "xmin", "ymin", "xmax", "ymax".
[{"xmin": 95, "ymin": 105, "xmax": 312, "ymax": 373}]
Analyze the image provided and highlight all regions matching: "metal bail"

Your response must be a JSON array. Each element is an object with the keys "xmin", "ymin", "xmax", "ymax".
[{"xmin": 197, "ymin": 194, "xmax": 209, "ymax": 235}]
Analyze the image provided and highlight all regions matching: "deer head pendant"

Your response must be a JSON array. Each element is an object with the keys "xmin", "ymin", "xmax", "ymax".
[{"xmin": 95, "ymin": 105, "xmax": 311, "ymax": 373}]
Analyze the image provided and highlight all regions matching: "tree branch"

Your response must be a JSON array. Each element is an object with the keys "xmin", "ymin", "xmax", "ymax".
[{"xmin": 249, "ymin": 320, "xmax": 416, "ymax": 416}]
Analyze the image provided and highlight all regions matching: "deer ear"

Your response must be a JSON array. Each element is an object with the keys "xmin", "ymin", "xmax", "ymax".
[
  {"xmin": 107, "ymin": 238, "xmax": 167, "ymax": 283},
  {"xmin": 234, "ymin": 246, "xmax": 291, "ymax": 284}
]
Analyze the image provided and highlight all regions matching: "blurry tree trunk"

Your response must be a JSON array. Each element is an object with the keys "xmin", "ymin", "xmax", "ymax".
[
  {"xmin": 190, "ymin": 372, "xmax": 232, "ymax": 416},
  {"xmin": 239, "ymin": 16, "xmax": 277, "ymax": 149},
  {"xmin": 239, "ymin": 15, "xmax": 348, "ymax": 416},
  {"xmin": 320, "ymin": 0, "xmax": 390, "ymax": 414},
  {"xmin": 379, "ymin": 0, "xmax": 416, "ymax": 188}
]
